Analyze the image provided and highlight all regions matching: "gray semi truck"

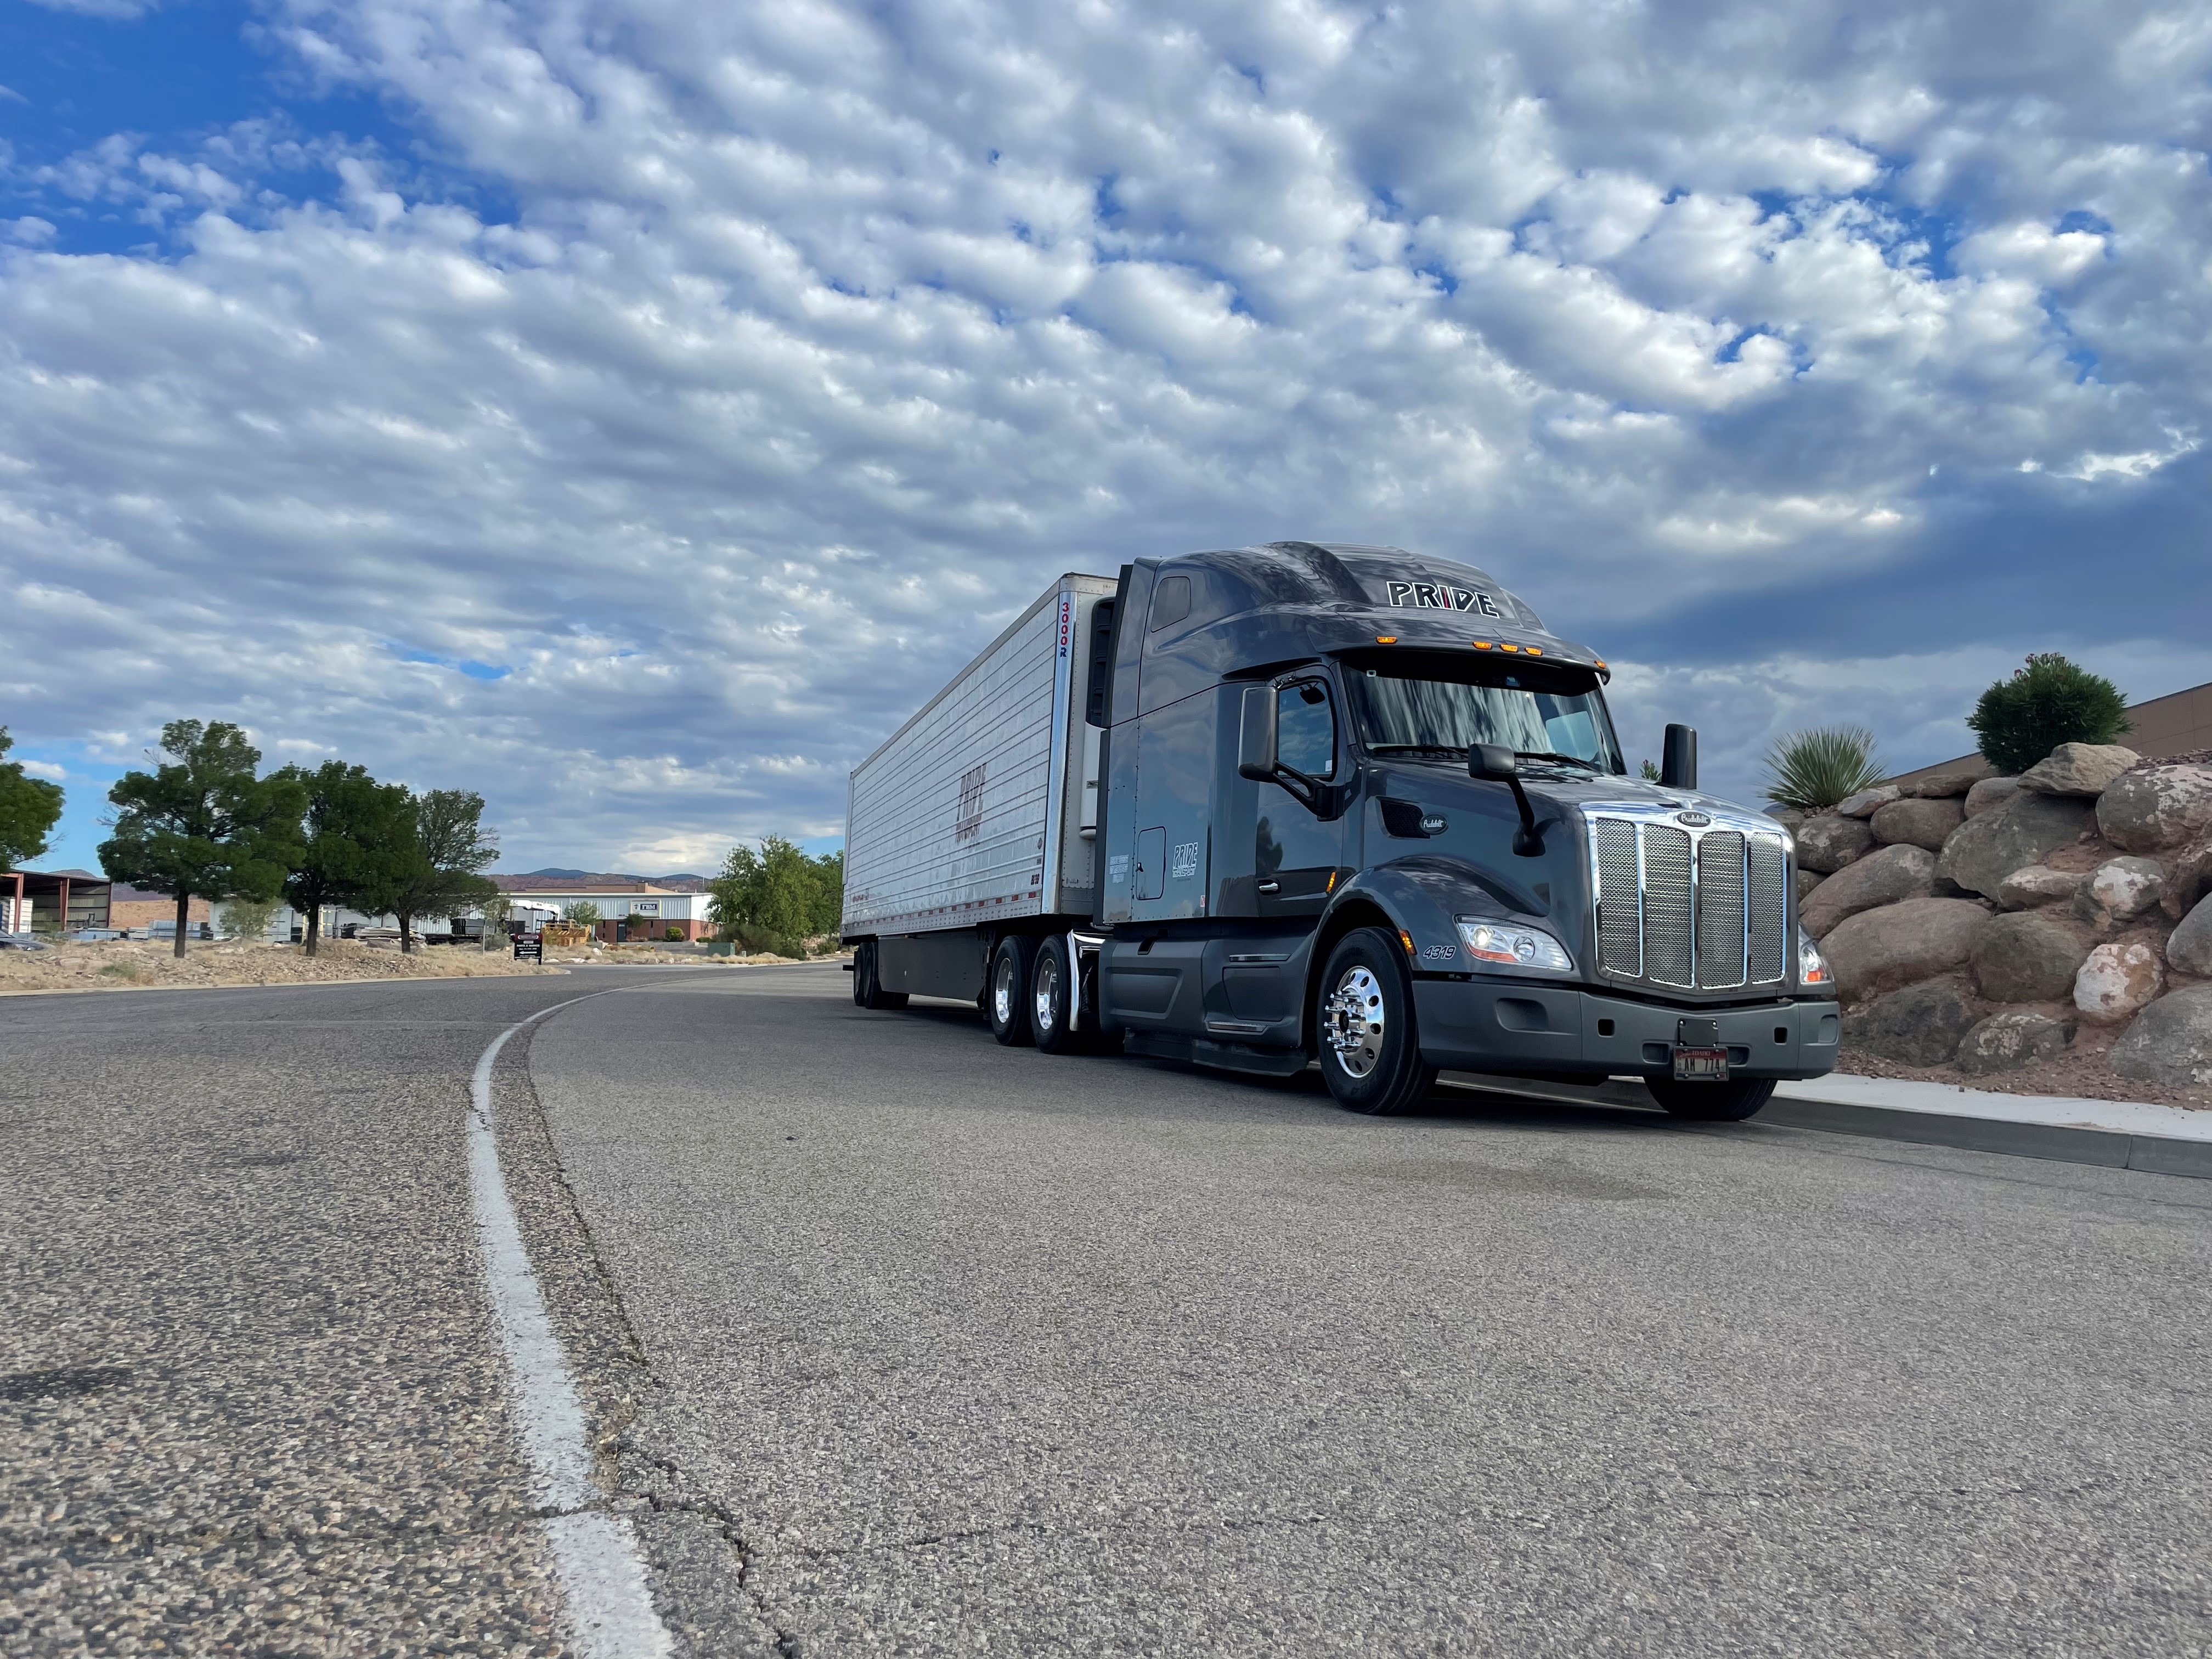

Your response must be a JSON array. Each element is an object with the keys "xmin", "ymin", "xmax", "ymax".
[{"xmin": 841, "ymin": 542, "xmax": 1839, "ymax": 1120}]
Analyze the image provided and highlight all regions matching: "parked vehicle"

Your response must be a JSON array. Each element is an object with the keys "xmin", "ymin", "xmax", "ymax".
[
  {"xmin": 842, "ymin": 544, "xmax": 1839, "ymax": 1121},
  {"xmin": 0, "ymin": 933, "xmax": 52, "ymax": 951},
  {"xmin": 68, "ymin": 928, "xmax": 125, "ymax": 941}
]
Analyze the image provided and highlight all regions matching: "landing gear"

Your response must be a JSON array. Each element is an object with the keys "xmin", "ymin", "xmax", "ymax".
[{"xmin": 1316, "ymin": 928, "xmax": 1436, "ymax": 1116}]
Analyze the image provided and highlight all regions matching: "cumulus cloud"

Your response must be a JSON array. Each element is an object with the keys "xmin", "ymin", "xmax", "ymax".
[{"xmin": 1, "ymin": 0, "xmax": 2208, "ymax": 869}]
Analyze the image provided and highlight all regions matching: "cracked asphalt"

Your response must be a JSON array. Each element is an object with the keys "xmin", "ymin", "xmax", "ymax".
[{"xmin": 7, "ymin": 963, "xmax": 2212, "ymax": 1656}]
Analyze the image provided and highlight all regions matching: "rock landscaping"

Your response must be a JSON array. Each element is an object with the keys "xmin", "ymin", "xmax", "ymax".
[{"xmin": 1793, "ymin": 746, "xmax": 2212, "ymax": 1107}]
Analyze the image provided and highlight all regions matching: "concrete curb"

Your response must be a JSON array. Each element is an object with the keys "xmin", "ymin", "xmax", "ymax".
[{"xmin": 1440, "ymin": 1071, "xmax": 2212, "ymax": 1181}]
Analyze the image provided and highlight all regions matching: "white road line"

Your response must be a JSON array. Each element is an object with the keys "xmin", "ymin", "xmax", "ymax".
[{"xmin": 471, "ymin": 992, "xmax": 674, "ymax": 1659}]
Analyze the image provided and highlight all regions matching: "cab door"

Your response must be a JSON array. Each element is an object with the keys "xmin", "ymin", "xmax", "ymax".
[{"xmin": 1255, "ymin": 675, "xmax": 1348, "ymax": 917}]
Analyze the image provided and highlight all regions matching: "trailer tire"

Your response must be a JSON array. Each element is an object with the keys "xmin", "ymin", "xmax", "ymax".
[
  {"xmin": 1644, "ymin": 1075, "xmax": 1775, "ymax": 1121},
  {"xmin": 989, "ymin": 935, "xmax": 1037, "ymax": 1046},
  {"xmin": 1315, "ymin": 928, "xmax": 1436, "ymax": 1115},
  {"xmin": 1029, "ymin": 935, "xmax": 1084, "ymax": 1053},
  {"xmin": 853, "ymin": 941, "xmax": 907, "ymax": 1011}
]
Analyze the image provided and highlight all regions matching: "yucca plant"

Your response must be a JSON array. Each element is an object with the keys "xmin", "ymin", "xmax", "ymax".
[{"xmin": 1763, "ymin": 726, "xmax": 1885, "ymax": 811}]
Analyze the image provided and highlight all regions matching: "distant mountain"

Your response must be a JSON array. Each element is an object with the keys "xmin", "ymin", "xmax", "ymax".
[{"xmin": 516, "ymin": 867, "xmax": 712, "ymax": 884}]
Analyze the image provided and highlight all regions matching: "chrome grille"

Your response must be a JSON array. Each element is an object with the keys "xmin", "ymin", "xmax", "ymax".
[
  {"xmin": 1695, "ymin": 830, "xmax": 1746, "ymax": 988},
  {"xmin": 1643, "ymin": 827, "xmax": 1694, "ymax": 988},
  {"xmin": 1585, "ymin": 808, "xmax": 1792, "ymax": 995},
  {"xmin": 1593, "ymin": 817, "xmax": 1641, "ymax": 976}
]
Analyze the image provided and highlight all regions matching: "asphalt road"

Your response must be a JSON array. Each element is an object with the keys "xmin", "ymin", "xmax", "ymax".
[{"xmin": 7, "ymin": 964, "xmax": 2212, "ymax": 1656}]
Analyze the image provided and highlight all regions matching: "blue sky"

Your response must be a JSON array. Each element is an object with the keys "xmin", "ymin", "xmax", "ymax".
[{"xmin": 3, "ymin": 0, "xmax": 2208, "ymax": 875}]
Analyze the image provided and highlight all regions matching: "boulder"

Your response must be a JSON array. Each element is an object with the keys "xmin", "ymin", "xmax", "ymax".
[
  {"xmin": 2074, "ymin": 941, "xmax": 2166, "ymax": 1025},
  {"xmin": 1937, "ymin": 790, "xmax": 2097, "ymax": 900},
  {"xmin": 1801, "ymin": 845, "xmax": 1937, "ymax": 939},
  {"xmin": 1822, "ymin": 898, "xmax": 1991, "ymax": 1001},
  {"xmin": 2169, "ymin": 895, "xmax": 2212, "ymax": 979},
  {"xmin": 1904, "ymin": 759, "xmax": 1996, "ymax": 799},
  {"xmin": 2074, "ymin": 857, "xmax": 2165, "ymax": 927},
  {"xmin": 1798, "ymin": 814, "xmax": 1876, "ymax": 874},
  {"xmin": 1871, "ymin": 796, "xmax": 1964, "ymax": 852},
  {"xmin": 1964, "ymin": 777, "xmax": 2021, "ymax": 819},
  {"xmin": 1793, "ymin": 868, "xmax": 1824, "ymax": 903},
  {"xmin": 1996, "ymin": 865, "xmax": 2087, "ymax": 910},
  {"xmin": 1955, "ymin": 1012, "xmax": 2069, "ymax": 1076},
  {"xmin": 1845, "ymin": 979, "xmax": 1979, "ymax": 1066},
  {"xmin": 1836, "ymin": 786, "xmax": 1900, "ymax": 819},
  {"xmin": 1767, "ymin": 808, "xmax": 1808, "ymax": 836},
  {"xmin": 1971, "ymin": 911, "xmax": 2090, "ymax": 1003},
  {"xmin": 2111, "ymin": 988, "xmax": 2212, "ymax": 1087},
  {"xmin": 2018, "ymin": 742, "xmax": 2140, "ymax": 797},
  {"xmin": 2164, "ymin": 838, "xmax": 2212, "ymax": 922},
  {"xmin": 2097, "ymin": 764, "xmax": 2212, "ymax": 854}
]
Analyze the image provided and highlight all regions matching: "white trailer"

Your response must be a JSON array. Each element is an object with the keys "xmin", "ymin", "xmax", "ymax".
[{"xmin": 843, "ymin": 573, "xmax": 1117, "ymax": 1003}]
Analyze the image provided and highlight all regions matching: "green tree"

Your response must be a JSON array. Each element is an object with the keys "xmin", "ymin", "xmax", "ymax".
[
  {"xmin": 1967, "ymin": 654, "xmax": 2131, "ymax": 774},
  {"xmin": 709, "ymin": 836, "xmax": 844, "ymax": 952},
  {"xmin": 218, "ymin": 896, "xmax": 283, "ymax": 940},
  {"xmin": 0, "ymin": 727, "xmax": 65, "ymax": 872},
  {"xmin": 363, "ymin": 788, "xmax": 499, "ymax": 955},
  {"xmin": 561, "ymin": 899, "xmax": 602, "ymax": 927},
  {"xmin": 99, "ymin": 721, "xmax": 307, "ymax": 959},
  {"xmin": 275, "ymin": 761, "xmax": 413, "ymax": 957},
  {"xmin": 479, "ymin": 890, "xmax": 514, "ymax": 951}
]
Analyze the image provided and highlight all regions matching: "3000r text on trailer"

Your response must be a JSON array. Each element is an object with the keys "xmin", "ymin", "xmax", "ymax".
[{"xmin": 842, "ymin": 543, "xmax": 1840, "ymax": 1119}]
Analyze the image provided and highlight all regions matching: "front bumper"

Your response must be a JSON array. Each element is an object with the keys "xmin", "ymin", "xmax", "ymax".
[{"xmin": 1413, "ymin": 977, "xmax": 1841, "ymax": 1081}]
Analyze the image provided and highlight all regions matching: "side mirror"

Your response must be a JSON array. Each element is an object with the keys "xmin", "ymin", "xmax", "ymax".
[
  {"xmin": 1660, "ymin": 724, "xmax": 1699, "ymax": 791},
  {"xmin": 1469, "ymin": 741, "xmax": 1544, "ymax": 857},
  {"xmin": 1470, "ymin": 742, "xmax": 1516, "ymax": 781},
  {"xmin": 1237, "ymin": 685, "xmax": 1278, "ymax": 781}
]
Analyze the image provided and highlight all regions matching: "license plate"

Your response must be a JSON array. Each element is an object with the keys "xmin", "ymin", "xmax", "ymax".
[{"xmin": 1673, "ymin": 1046, "xmax": 1729, "ymax": 1082}]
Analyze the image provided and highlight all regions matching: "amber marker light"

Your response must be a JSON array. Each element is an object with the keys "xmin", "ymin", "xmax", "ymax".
[
  {"xmin": 1500, "ymin": 643, "xmax": 1521, "ymax": 652},
  {"xmin": 1398, "ymin": 929, "xmax": 1415, "ymax": 954},
  {"xmin": 1472, "ymin": 640, "xmax": 1494, "ymax": 650},
  {"xmin": 1375, "ymin": 635, "xmax": 1397, "ymax": 644}
]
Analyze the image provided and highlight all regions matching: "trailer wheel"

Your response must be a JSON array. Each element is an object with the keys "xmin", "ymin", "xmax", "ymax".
[
  {"xmin": 1315, "ymin": 928, "xmax": 1436, "ymax": 1115},
  {"xmin": 1644, "ymin": 1075, "xmax": 1775, "ymax": 1121},
  {"xmin": 989, "ymin": 935, "xmax": 1037, "ymax": 1046},
  {"xmin": 1029, "ymin": 935, "xmax": 1084, "ymax": 1053},
  {"xmin": 853, "ymin": 941, "xmax": 907, "ymax": 1011}
]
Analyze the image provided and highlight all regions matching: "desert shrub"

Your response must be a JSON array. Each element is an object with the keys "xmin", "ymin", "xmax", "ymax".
[
  {"xmin": 664, "ymin": 925, "xmax": 684, "ymax": 942},
  {"xmin": 1967, "ymin": 654, "xmax": 2129, "ymax": 774},
  {"xmin": 726, "ymin": 922, "xmax": 806, "ymax": 958},
  {"xmin": 219, "ymin": 896, "xmax": 283, "ymax": 939},
  {"xmin": 1762, "ymin": 726, "xmax": 1885, "ymax": 811}
]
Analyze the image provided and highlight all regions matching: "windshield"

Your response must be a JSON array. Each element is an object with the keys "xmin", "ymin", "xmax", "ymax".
[{"xmin": 1346, "ymin": 659, "xmax": 1624, "ymax": 772}]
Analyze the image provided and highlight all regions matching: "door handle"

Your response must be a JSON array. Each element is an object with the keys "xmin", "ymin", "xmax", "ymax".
[{"xmin": 1257, "ymin": 880, "xmax": 1279, "ymax": 894}]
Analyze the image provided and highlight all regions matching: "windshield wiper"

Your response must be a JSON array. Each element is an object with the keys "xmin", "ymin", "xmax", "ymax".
[
  {"xmin": 1514, "ymin": 751, "xmax": 1604, "ymax": 771},
  {"xmin": 1367, "ymin": 743, "xmax": 1471, "ymax": 758}
]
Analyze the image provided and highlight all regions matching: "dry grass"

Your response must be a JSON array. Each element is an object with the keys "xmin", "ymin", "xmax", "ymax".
[{"xmin": 0, "ymin": 937, "xmax": 566, "ymax": 996}]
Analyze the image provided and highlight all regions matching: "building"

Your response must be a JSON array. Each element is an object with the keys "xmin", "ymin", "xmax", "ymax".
[
  {"xmin": 4, "ymin": 868, "xmax": 112, "ymax": 934},
  {"xmin": 490, "ymin": 874, "xmax": 715, "ymax": 942},
  {"xmin": 1891, "ymin": 676, "xmax": 2212, "ymax": 789},
  {"xmin": 110, "ymin": 884, "xmax": 215, "ymax": 931}
]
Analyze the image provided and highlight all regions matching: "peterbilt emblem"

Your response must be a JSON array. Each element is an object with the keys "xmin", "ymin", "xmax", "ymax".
[
  {"xmin": 1419, "ymin": 813, "xmax": 1447, "ymax": 834},
  {"xmin": 1675, "ymin": 810, "xmax": 1712, "ymax": 827}
]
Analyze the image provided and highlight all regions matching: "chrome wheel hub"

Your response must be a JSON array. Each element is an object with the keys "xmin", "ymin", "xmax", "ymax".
[
  {"xmin": 1033, "ymin": 954, "xmax": 1059, "ymax": 1032},
  {"xmin": 1323, "ymin": 966, "xmax": 1386, "ymax": 1078},
  {"xmin": 994, "ymin": 956, "xmax": 1017, "ymax": 1026}
]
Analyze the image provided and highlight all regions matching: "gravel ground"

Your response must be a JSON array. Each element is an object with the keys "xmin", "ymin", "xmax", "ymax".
[
  {"xmin": 532, "ymin": 970, "xmax": 2212, "ymax": 1657},
  {"xmin": 0, "ymin": 971, "xmax": 676, "ymax": 1656},
  {"xmin": 0, "ymin": 937, "xmax": 564, "ymax": 995}
]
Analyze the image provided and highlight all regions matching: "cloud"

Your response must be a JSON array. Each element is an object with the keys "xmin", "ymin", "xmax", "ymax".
[{"xmin": 1, "ymin": 0, "xmax": 2208, "ymax": 871}]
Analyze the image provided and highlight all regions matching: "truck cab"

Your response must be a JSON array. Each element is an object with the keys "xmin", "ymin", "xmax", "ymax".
[{"xmin": 1084, "ymin": 541, "xmax": 1840, "ymax": 1119}]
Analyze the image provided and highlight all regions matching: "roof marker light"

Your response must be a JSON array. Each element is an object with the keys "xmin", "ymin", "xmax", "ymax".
[
  {"xmin": 1375, "ymin": 635, "xmax": 1397, "ymax": 644},
  {"xmin": 1526, "ymin": 647, "xmax": 1543, "ymax": 656},
  {"xmin": 1500, "ymin": 643, "xmax": 1521, "ymax": 653},
  {"xmin": 1472, "ymin": 641, "xmax": 1494, "ymax": 650}
]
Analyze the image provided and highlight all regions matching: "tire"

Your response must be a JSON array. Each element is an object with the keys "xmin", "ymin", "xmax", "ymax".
[
  {"xmin": 1644, "ymin": 1075, "xmax": 1775, "ymax": 1122},
  {"xmin": 1314, "ymin": 927, "xmax": 1436, "ymax": 1115},
  {"xmin": 989, "ymin": 934, "xmax": 1037, "ymax": 1046},
  {"xmin": 1029, "ymin": 935, "xmax": 1084, "ymax": 1053},
  {"xmin": 853, "ymin": 940, "xmax": 907, "ymax": 1011}
]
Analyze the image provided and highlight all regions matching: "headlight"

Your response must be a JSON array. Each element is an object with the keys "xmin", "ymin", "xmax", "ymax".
[
  {"xmin": 1456, "ymin": 919, "xmax": 1574, "ymax": 973},
  {"xmin": 1797, "ymin": 926, "xmax": 1832, "ymax": 988}
]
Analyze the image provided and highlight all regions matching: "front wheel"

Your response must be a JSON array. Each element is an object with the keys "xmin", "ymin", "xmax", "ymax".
[
  {"xmin": 1315, "ymin": 928, "xmax": 1436, "ymax": 1116},
  {"xmin": 1644, "ymin": 1075, "xmax": 1775, "ymax": 1121},
  {"xmin": 989, "ymin": 934, "xmax": 1037, "ymax": 1047}
]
